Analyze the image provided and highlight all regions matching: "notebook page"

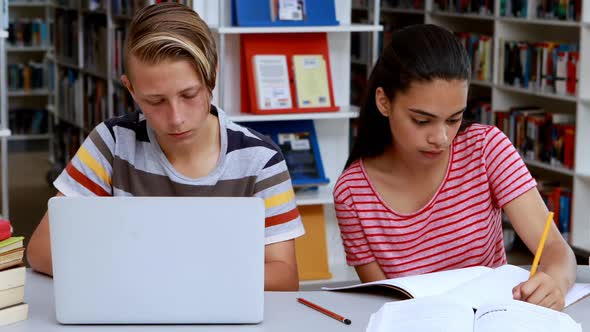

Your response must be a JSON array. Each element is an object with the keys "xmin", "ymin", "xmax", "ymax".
[
  {"xmin": 445, "ymin": 264, "xmax": 529, "ymax": 309},
  {"xmin": 366, "ymin": 297, "xmax": 474, "ymax": 332},
  {"xmin": 565, "ymin": 283, "xmax": 590, "ymax": 307},
  {"xmin": 324, "ymin": 266, "xmax": 491, "ymax": 298},
  {"xmin": 474, "ymin": 300, "xmax": 582, "ymax": 332}
]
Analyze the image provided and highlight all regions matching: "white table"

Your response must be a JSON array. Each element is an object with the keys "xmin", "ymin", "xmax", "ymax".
[{"xmin": 4, "ymin": 267, "xmax": 590, "ymax": 331}]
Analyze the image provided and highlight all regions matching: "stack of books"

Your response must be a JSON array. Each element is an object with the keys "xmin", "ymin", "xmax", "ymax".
[{"xmin": 0, "ymin": 220, "xmax": 28, "ymax": 326}]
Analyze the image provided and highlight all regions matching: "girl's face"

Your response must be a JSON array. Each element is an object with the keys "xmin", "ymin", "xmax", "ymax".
[
  {"xmin": 376, "ymin": 79, "xmax": 468, "ymax": 165},
  {"xmin": 122, "ymin": 56, "xmax": 212, "ymax": 150}
]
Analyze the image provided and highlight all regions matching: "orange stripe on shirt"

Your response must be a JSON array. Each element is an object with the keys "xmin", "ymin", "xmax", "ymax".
[
  {"xmin": 66, "ymin": 163, "xmax": 111, "ymax": 197},
  {"xmin": 265, "ymin": 207, "xmax": 300, "ymax": 227}
]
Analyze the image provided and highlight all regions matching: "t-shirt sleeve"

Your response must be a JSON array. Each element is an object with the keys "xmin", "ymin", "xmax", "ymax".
[
  {"xmin": 483, "ymin": 126, "xmax": 537, "ymax": 208},
  {"xmin": 53, "ymin": 123, "xmax": 115, "ymax": 197},
  {"xmin": 253, "ymin": 147, "xmax": 305, "ymax": 245},
  {"xmin": 334, "ymin": 185, "xmax": 376, "ymax": 266}
]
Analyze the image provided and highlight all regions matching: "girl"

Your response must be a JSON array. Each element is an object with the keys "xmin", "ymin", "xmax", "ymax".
[
  {"xmin": 27, "ymin": 2, "xmax": 304, "ymax": 291},
  {"xmin": 334, "ymin": 24, "xmax": 575, "ymax": 310}
]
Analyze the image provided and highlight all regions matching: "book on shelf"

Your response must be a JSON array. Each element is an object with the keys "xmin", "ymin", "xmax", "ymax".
[
  {"xmin": 7, "ymin": 61, "xmax": 45, "ymax": 91},
  {"xmin": 111, "ymin": 0, "xmax": 149, "ymax": 17},
  {"xmin": 243, "ymin": 120, "xmax": 330, "ymax": 188},
  {"xmin": 382, "ymin": 0, "xmax": 424, "ymax": 9},
  {"xmin": 456, "ymin": 33, "xmax": 493, "ymax": 83},
  {"xmin": 434, "ymin": 0, "xmax": 494, "ymax": 15},
  {"xmin": 292, "ymin": 54, "xmax": 331, "ymax": 108},
  {"xmin": 9, "ymin": 108, "xmax": 48, "ymax": 135},
  {"xmin": 252, "ymin": 55, "xmax": 293, "ymax": 110},
  {"xmin": 271, "ymin": 0, "xmax": 306, "ymax": 21},
  {"xmin": 54, "ymin": 9, "xmax": 79, "ymax": 64},
  {"xmin": 536, "ymin": 178, "xmax": 572, "ymax": 239},
  {"xmin": 324, "ymin": 264, "xmax": 590, "ymax": 310},
  {"xmin": 233, "ymin": 0, "xmax": 337, "ymax": 27},
  {"xmin": 366, "ymin": 295, "xmax": 581, "ymax": 332},
  {"xmin": 7, "ymin": 18, "xmax": 49, "ymax": 47},
  {"xmin": 494, "ymin": 107, "xmax": 575, "ymax": 170},
  {"xmin": 501, "ymin": 0, "xmax": 581, "ymax": 21},
  {"xmin": 83, "ymin": 15, "xmax": 107, "ymax": 75},
  {"xmin": 499, "ymin": 39, "xmax": 579, "ymax": 96}
]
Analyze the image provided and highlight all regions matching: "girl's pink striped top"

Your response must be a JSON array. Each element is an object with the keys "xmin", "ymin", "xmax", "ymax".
[{"xmin": 333, "ymin": 124, "xmax": 536, "ymax": 278}]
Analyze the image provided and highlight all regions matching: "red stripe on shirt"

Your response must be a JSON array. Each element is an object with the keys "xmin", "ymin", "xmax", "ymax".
[{"xmin": 66, "ymin": 163, "xmax": 111, "ymax": 196}]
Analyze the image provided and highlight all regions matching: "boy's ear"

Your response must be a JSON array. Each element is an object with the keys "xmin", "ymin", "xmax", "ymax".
[
  {"xmin": 375, "ymin": 87, "xmax": 391, "ymax": 117},
  {"xmin": 120, "ymin": 74, "xmax": 135, "ymax": 97}
]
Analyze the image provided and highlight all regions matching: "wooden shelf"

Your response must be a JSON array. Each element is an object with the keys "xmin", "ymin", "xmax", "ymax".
[
  {"xmin": 228, "ymin": 106, "xmax": 359, "ymax": 122},
  {"xmin": 496, "ymin": 84, "xmax": 578, "ymax": 102},
  {"xmin": 429, "ymin": 11, "xmax": 494, "ymax": 21},
  {"xmin": 523, "ymin": 158, "xmax": 575, "ymax": 176},
  {"xmin": 215, "ymin": 24, "xmax": 383, "ymax": 34},
  {"xmin": 498, "ymin": 16, "xmax": 581, "ymax": 27}
]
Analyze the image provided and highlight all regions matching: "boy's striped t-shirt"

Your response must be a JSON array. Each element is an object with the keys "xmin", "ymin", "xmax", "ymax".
[
  {"xmin": 334, "ymin": 124, "xmax": 536, "ymax": 278},
  {"xmin": 54, "ymin": 106, "xmax": 304, "ymax": 244}
]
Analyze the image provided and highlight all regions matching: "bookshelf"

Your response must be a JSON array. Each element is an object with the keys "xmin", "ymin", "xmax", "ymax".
[
  {"xmin": 5, "ymin": 0, "xmax": 53, "ymax": 141},
  {"xmin": 1, "ymin": 0, "xmax": 13, "ymax": 219},
  {"xmin": 350, "ymin": 0, "xmax": 590, "ymax": 263}
]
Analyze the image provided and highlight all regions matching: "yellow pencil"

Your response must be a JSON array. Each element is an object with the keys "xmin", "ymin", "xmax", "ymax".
[{"xmin": 529, "ymin": 212, "xmax": 554, "ymax": 278}]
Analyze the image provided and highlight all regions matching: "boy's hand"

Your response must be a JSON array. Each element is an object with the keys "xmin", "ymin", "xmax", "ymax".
[{"xmin": 513, "ymin": 271, "xmax": 565, "ymax": 311}]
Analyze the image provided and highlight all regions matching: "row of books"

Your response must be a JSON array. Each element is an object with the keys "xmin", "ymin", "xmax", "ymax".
[
  {"xmin": 537, "ymin": 179, "xmax": 572, "ymax": 239},
  {"xmin": 9, "ymin": 108, "xmax": 48, "ymax": 135},
  {"xmin": 55, "ymin": 9, "xmax": 79, "ymax": 64},
  {"xmin": 456, "ymin": 32, "xmax": 493, "ymax": 83},
  {"xmin": 6, "ymin": 62, "xmax": 45, "ymax": 92},
  {"xmin": 251, "ymin": 54, "xmax": 332, "ymax": 111},
  {"xmin": 434, "ymin": 0, "xmax": 494, "ymax": 15},
  {"xmin": 58, "ymin": 68, "xmax": 84, "ymax": 129},
  {"xmin": 83, "ymin": 15, "xmax": 108, "ymax": 76},
  {"xmin": 113, "ymin": 85, "xmax": 136, "ymax": 116},
  {"xmin": 464, "ymin": 97, "xmax": 492, "ymax": 125},
  {"xmin": 6, "ymin": 19, "xmax": 50, "ymax": 47},
  {"xmin": 495, "ymin": 106, "xmax": 575, "ymax": 169},
  {"xmin": 500, "ymin": 40, "xmax": 579, "ymax": 96},
  {"xmin": 500, "ymin": 0, "xmax": 582, "ymax": 21},
  {"xmin": 0, "ymin": 219, "xmax": 28, "ymax": 327},
  {"xmin": 52, "ymin": 123, "xmax": 82, "ymax": 169}
]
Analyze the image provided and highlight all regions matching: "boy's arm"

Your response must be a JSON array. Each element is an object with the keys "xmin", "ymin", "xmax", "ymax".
[
  {"xmin": 27, "ymin": 192, "xmax": 64, "ymax": 276},
  {"xmin": 264, "ymin": 239, "xmax": 299, "ymax": 291}
]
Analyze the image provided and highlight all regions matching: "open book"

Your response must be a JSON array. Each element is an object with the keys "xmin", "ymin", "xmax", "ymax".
[
  {"xmin": 366, "ymin": 296, "xmax": 581, "ymax": 332},
  {"xmin": 324, "ymin": 264, "xmax": 590, "ymax": 309}
]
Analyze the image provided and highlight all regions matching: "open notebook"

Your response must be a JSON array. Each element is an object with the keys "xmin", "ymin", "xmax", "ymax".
[
  {"xmin": 366, "ymin": 296, "xmax": 582, "ymax": 332},
  {"xmin": 324, "ymin": 264, "xmax": 590, "ymax": 309}
]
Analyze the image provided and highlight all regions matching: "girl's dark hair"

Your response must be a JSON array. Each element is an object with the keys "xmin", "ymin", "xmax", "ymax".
[{"xmin": 345, "ymin": 24, "xmax": 472, "ymax": 168}]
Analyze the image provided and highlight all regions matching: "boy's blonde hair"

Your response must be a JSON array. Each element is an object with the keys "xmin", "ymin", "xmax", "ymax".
[{"xmin": 125, "ymin": 2, "xmax": 217, "ymax": 94}]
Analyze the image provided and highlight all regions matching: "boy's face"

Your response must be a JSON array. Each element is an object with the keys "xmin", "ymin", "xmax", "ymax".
[
  {"xmin": 376, "ymin": 79, "xmax": 468, "ymax": 165},
  {"xmin": 122, "ymin": 56, "xmax": 211, "ymax": 149}
]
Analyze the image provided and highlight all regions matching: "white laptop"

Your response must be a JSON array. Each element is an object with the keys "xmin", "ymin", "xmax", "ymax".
[{"xmin": 48, "ymin": 196, "xmax": 265, "ymax": 324}]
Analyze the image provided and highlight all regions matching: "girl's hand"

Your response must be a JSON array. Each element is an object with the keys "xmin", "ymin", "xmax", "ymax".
[{"xmin": 512, "ymin": 271, "xmax": 565, "ymax": 311}]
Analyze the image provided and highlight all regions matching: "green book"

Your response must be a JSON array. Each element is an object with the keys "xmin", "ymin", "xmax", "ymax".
[{"xmin": 0, "ymin": 237, "xmax": 24, "ymax": 255}]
